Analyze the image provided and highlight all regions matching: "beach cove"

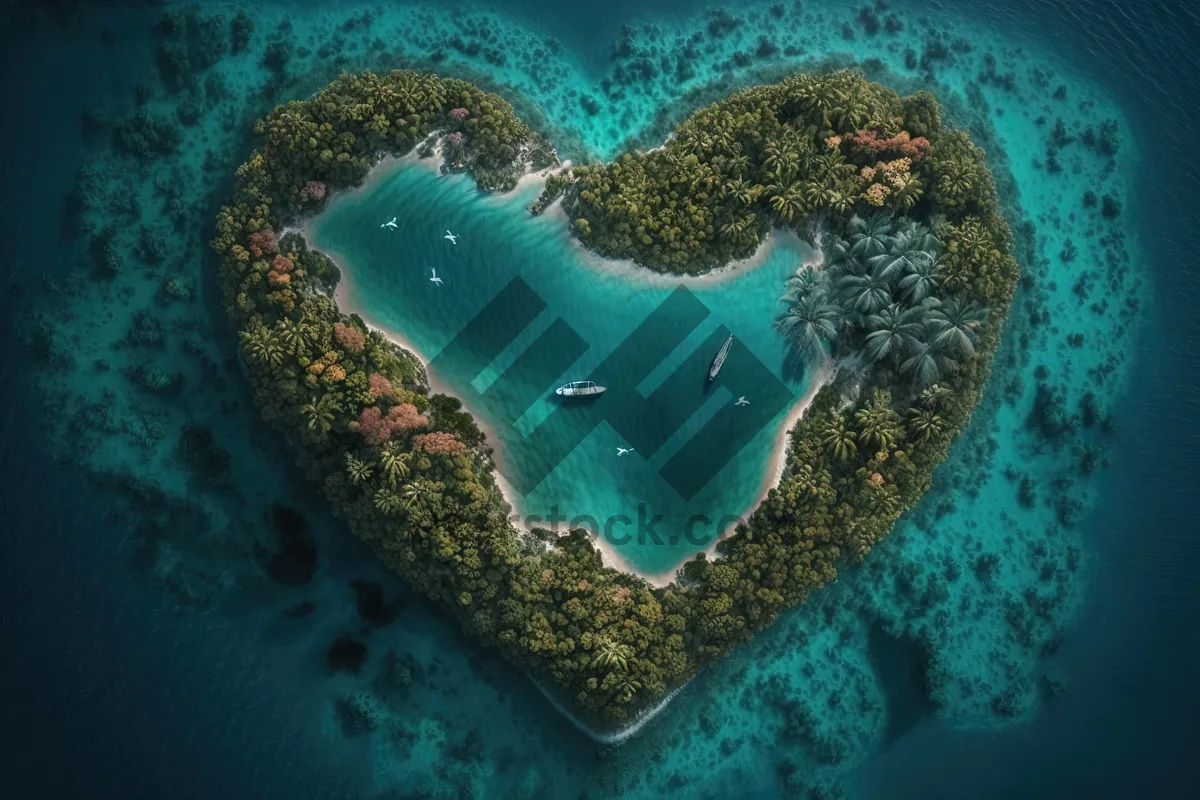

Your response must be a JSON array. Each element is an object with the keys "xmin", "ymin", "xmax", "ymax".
[{"xmin": 305, "ymin": 156, "xmax": 827, "ymax": 580}]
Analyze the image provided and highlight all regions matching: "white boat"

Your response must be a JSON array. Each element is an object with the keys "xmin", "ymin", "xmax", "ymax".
[
  {"xmin": 555, "ymin": 380, "xmax": 606, "ymax": 398},
  {"xmin": 708, "ymin": 334, "xmax": 733, "ymax": 381}
]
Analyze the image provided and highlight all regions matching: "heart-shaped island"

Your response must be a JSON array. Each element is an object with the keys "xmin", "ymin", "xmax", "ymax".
[{"xmin": 214, "ymin": 68, "xmax": 1017, "ymax": 733}]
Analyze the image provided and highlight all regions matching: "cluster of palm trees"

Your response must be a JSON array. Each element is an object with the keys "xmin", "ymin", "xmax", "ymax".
[
  {"xmin": 568, "ymin": 71, "xmax": 931, "ymax": 273},
  {"xmin": 337, "ymin": 445, "xmax": 427, "ymax": 517},
  {"xmin": 591, "ymin": 637, "xmax": 643, "ymax": 705},
  {"xmin": 774, "ymin": 212, "xmax": 988, "ymax": 391}
]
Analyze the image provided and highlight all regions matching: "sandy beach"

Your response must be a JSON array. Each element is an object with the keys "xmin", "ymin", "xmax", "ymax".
[{"xmin": 297, "ymin": 151, "xmax": 832, "ymax": 590}]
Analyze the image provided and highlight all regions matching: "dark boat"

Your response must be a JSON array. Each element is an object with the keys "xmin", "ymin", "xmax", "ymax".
[{"xmin": 708, "ymin": 334, "xmax": 733, "ymax": 381}]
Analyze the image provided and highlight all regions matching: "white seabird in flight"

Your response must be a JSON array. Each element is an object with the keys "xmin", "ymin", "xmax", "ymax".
[
  {"xmin": 444, "ymin": 230, "xmax": 458, "ymax": 244},
  {"xmin": 430, "ymin": 268, "xmax": 443, "ymax": 286}
]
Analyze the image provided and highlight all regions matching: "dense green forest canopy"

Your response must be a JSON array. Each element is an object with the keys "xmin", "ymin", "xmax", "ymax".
[{"xmin": 213, "ymin": 68, "xmax": 1017, "ymax": 727}]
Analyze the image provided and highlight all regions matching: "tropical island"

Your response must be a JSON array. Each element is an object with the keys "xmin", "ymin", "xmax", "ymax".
[{"xmin": 213, "ymin": 68, "xmax": 1018, "ymax": 728}]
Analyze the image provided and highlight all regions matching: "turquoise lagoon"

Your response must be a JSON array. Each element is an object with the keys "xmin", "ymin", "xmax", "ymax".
[{"xmin": 310, "ymin": 161, "xmax": 821, "ymax": 576}]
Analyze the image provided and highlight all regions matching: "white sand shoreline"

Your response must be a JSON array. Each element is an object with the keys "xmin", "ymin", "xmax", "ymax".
[{"xmin": 293, "ymin": 152, "xmax": 830, "ymax": 592}]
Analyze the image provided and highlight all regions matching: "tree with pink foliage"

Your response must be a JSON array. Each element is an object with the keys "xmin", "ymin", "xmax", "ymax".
[
  {"xmin": 301, "ymin": 180, "xmax": 326, "ymax": 201},
  {"xmin": 354, "ymin": 406, "xmax": 393, "ymax": 446},
  {"xmin": 413, "ymin": 431, "xmax": 466, "ymax": 456},
  {"xmin": 272, "ymin": 254, "xmax": 295, "ymax": 273},
  {"xmin": 352, "ymin": 402, "xmax": 428, "ymax": 445},
  {"xmin": 387, "ymin": 403, "xmax": 428, "ymax": 431},
  {"xmin": 367, "ymin": 372, "xmax": 395, "ymax": 400},
  {"xmin": 333, "ymin": 322, "xmax": 366, "ymax": 353},
  {"xmin": 446, "ymin": 131, "xmax": 465, "ymax": 151},
  {"xmin": 448, "ymin": 107, "xmax": 469, "ymax": 121},
  {"xmin": 248, "ymin": 227, "xmax": 279, "ymax": 257},
  {"xmin": 899, "ymin": 136, "xmax": 932, "ymax": 159},
  {"xmin": 850, "ymin": 129, "xmax": 932, "ymax": 161}
]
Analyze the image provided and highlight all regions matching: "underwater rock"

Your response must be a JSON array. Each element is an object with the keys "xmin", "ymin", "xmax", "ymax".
[
  {"xmin": 254, "ymin": 503, "xmax": 318, "ymax": 586},
  {"xmin": 706, "ymin": 8, "xmax": 743, "ymax": 38},
  {"xmin": 335, "ymin": 690, "xmax": 386, "ymax": 735},
  {"xmin": 868, "ymin": 625, "xmax": 939, "ymax": 744},
  {"xmin": 1027, "ymin": 382, "xmax": 1076, "ymax": 445},
  {"xmin": 350, "ymin": 580, "xmax": 398, "ymax": 627},
  {"xmin": 376, "ymin": 649, "xmax": 422, "ymax": 697},
  {"xmin": 230, "ymin": 10, "xmax": 254, "ymax": 54},
  {"xmin": 177, "ymin": 426, "xmax": 232, "ymax": 487},
  {"xmin": 1101, "ymin": 194, "xmax": 1121, "ymax": 219},
  {"xmin": 327, "ymin": 635, "xmax": 369, "ymax": 674},
  {"xmin": 579, "ymin": 93, "xmax": 600, "ymax": 116}
]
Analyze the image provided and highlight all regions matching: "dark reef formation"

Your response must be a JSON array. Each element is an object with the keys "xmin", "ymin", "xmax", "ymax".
[
  {"xmin": 327, "ymin": 634, "xmax": 369, "ymax": 674},
  {"xmin": 255, "ymin": 503, "xmax": 318, "ymax": 586},
  {"xmin": 350, "ymin": 579, "xmax": 398, "ymax": 627}
]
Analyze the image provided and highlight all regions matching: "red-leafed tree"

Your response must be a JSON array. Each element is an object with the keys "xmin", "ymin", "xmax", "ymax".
[{"xmin": 333, "ymin": 322, "xmax": 366, "ymax": 352}]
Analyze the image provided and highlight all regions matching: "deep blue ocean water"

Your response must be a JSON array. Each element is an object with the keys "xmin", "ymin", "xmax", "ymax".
[{"xmin": 2, "ymin": 1, "xmax": 1198, "ymax": 797}]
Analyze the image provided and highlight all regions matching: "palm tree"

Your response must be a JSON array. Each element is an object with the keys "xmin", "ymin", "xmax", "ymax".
[
  {"xmin": 719, "ymin": 212, "xmax": 757, "ymax": 242},
  {"xmin": 610, "ymin": 672, "xmax": 643, "ymax": 703},
  {"xmin": 796, "ymin": 84, "xmax": 837, "ymax": 129},
  {"xmin": 929, "ymin": 299, "xmax": 987, "ymax": 358},
  {"xmin": 891, "ymin": 174, "xmax": 924, "ymax": 210},
  {"xmin": 935, "ymin": 160, "xmax": 976, "ymax": 208},
  {"xmin": 379, "ymin": 444, "xmax": 412, "ymax": 486},
  {"xmin": 782, "ymin": 266, "xmax": 821, "ymax": 303},
  {"xmin": 275, "ymin": 318, "xmax": 313, "ymax": 355},
  {"xmin": 899, "ymin": 340, "xmax": 949, "ymax": 389},
  {"xmin": 239, "ymin": 325, "xmax": 283, "ymax": 370},
  {"xmin": 854, "ymin": 390, "xmax": 903, "ymax": 451},
  {"xmin": 816, "ymin": 413, "xmax": 857, "ymax": 460},
  {"xmin": 927, "ymin": 213, "xmax": 952, "ymax": 245},
  {"xmin": 400, "ymin": 481, "xmax": 423, "ymax": 509},
  {"xmin": 300, "ymin": 393, "xmax": 341, "ymax": 434},
  {"xmin": 774, "ymin": 293, "xmax": 842, "ymax": 360},
  {"xmin": 839, "ymin": 271, "xmax": 893, "ymax": 316},
  {"xmin": 907, "ymin": 408, "xmax": 947, "ymax": 442},
  {"xmin": 344, "ymin": 453, "xmax": 374, "ymax": 485},
  {"xmin": 727, "ymin": 151, "xmax": 751, "ymax": 177},
  {"xmin": 790, "ymin": 463, "xmax": 821, "ymax": 497},
  {"xmin": 592, "ymin": 638, "xmax": 633, "ymax": 671},
  {"xmin": 868, "ymin": 230, "xmax": 935, "ymax": 283},
  {"xmin": 847, "ymin": 213, "xmax": 894, "ymax": 260},
  {"xmin": 723, "ymin": 177, "xmax": 757, "ymax": 207},
  {"xmin": 373, "ymin": 487, "xmax": 405, "ymax": 515},
  {"xmin": 769, "ymin": 185, "xmax": 806, "ymax": 223},
  {"xmin": 896, "ymin": 254, "xmax": 944, "ymax": 303},
  {"xmin": 803, "ymin": 181, "xmax": 834, "ymax": 209},
  {"xmin": 863, "ymin": 304, "xmax": 924, "ymax": 362},
  {"xmin": 762, "ymin": 142, "xmax": 793, "ymax": 178},
  {"xmin": 395, "ymin": 79, "xmax": 418, "ymax": 112},
  {"xmin": 902, "ymin": 221, "xmax": 940, "ymax": 254},
  {"xmin": 827, "ymin": 189, "xmax": 855, "ymax": 216},
  {"xmin": 812, "ymin": 153, "xmax": 857, "ymax": 188},
  {"xmin": 867, "ymin": 483, "xmax": 902, "ymax": 517},
  {"xmin": 918, "ymin": 383, "xmax": 953, "ymax": 409},
  {"xmin": 832, "ymin": 88, "xmax": 870, "ymax": 131}
]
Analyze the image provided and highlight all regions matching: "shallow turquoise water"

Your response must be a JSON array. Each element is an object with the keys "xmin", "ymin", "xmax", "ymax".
[{"xmin": 313, "ymin": 164, "xmax": 817, "ymax": 574}]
